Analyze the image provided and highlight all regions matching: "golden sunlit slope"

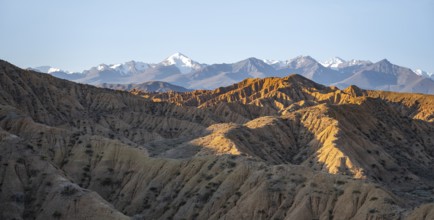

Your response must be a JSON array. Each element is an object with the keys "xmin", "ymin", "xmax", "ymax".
[{"xmin": 136, "ymin": 73, "xmax": 434, "ymax": 185}]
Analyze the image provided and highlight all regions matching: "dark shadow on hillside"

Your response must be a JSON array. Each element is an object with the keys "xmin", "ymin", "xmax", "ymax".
[{"xmin": 323, "ymin": 98, "xmax": 434, "ymax": 204}]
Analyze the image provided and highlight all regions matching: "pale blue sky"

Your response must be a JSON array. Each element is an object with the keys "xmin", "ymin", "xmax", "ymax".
[{"xmin": 1, "ymin": 0, "xmax": 433, "ymax": 72}]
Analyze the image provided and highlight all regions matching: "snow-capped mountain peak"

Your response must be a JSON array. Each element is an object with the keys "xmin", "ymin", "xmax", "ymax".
[
  {"xmin": 413, "ymin": 69, "xmax": 434, "ymax": 78},
  {"xmin": 47, "ymin": 67, "xmax": 61, "ymax": 73},
  {"xmin": 31, "ymin": 66, "xmax": 69, "ymax": 74},
  {"xmin": 292, "ymin": 55, "xmax": 316, "ymax": 62},
  {"xmin": 109, "ymin": 64, "xmax": 122, "ymax": 69},
  {"xmin": 321, "ymin": 57, "xmax": 372, "ymax": 69},
  {"xmin": 262, "ymin": 59, "xmax": 280, "ymax": 65},
  {"xmin": 109, "ymin": 61, "xmax": 149, "ymax": 74},
  {"xmin": 97, "ymin": 64, "xmax": 108, "ymax": 71},
  {"xmin": 346, "ymin": 59, "xmax": 372, "ymax": 66},
  {"xmin": 262, "ymin": 59, "xmax": 287, "ymax": 68},
  {"xmin": 163, "ymin": 52, "xmax": 190, "ymax": 65},
  {"xmin": 160, "ymin": 52, "xmax": 205, "ymax": 74},
  {"xmin": 93, "ymin": 61, "xmax": 149, "ymax": 76},
  {"xmin": 287, "ymin": 56, "xmax": 318, "ymax": 68},
  {"xmin": 321, "ymin": 57, "xmax": 346, "ymax": 68}
]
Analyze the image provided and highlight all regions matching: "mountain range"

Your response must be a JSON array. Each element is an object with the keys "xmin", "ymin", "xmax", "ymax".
[
  {"xmin": 31, "ymin": 53, "xmax": 434, "ymax": 94},
  {"xmin": 2, "ymin": 59, "xmax": 434, "ymax": 219}
]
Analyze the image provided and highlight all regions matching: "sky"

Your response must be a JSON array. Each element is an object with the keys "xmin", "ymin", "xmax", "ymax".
[{"xmin": 0, "ymin": 0, "xmax": 433, "ymax": 72}]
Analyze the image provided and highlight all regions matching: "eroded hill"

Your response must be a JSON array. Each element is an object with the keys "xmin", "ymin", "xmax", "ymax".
[{"xmin": 1, "ymin": 60, "xmax": 434, "ymax": 220}]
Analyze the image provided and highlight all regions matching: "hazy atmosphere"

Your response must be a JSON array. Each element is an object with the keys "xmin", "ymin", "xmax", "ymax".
[{"xmin": 1, "ymin": 0, "xmax": 433, "ymax": 72}]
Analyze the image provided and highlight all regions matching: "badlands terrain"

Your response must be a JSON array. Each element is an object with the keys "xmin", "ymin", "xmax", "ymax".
[{"xmin": 1, "ymin": 59, "xmax": 434, "ymax": 220}]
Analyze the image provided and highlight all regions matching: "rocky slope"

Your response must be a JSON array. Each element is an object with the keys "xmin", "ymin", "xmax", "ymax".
[
  {"xmin": 334, "ymin": 59, "xmax": 434, "ymax": 94},
  {"xmin": 1, "ymin": 60, "xmax": 434, "ymax": 219}
]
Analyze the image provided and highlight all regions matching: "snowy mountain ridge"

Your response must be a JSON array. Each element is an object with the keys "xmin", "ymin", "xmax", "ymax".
[
  {"xmin": 160, "ymin": 52, "xmax": 205, "ymax": 74},
  {"xmin": 320, "ymin": 57, "xmax": 346, "ymax": 69},
  {"xmin": 414, "ymin": 68, "xmax": 434, "ymax": 78},
  {"xmin": 320, "ymin": 57, "xmax": 372, "ymax": 69},
  {"xmin": 29, "ymin": 53, "xmax": 434, "ymax": 94},
  {"xmin": 31, "ymin": 66, "xmax": 70, "ymax": 74}
]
